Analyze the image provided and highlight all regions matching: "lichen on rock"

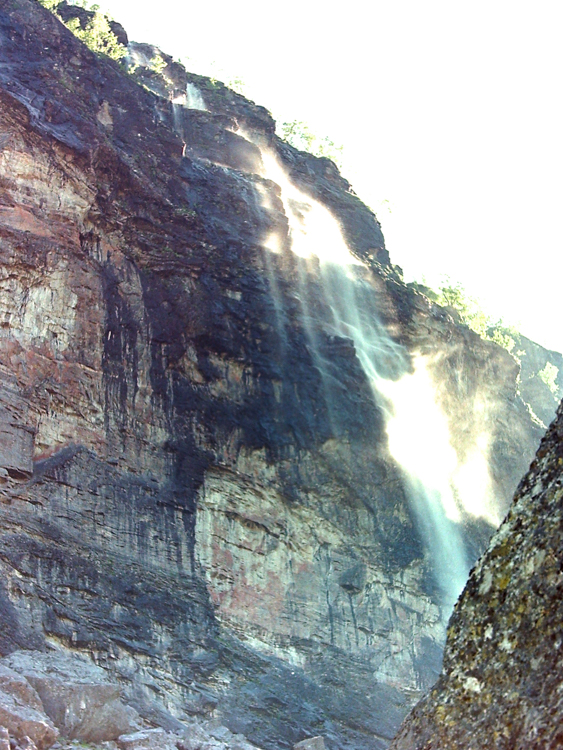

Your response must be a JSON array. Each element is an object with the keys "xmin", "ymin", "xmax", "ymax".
[{"xmin": 0, "ymin": 1, "xmax": 559, "ymax": 748}]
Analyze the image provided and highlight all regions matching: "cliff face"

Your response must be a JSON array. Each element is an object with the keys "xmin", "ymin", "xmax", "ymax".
[
  {"xmin": 515, "ymin": 334, "xmax": 563, "ymax": 428},
  {"xmin": 390, "ymin": 401, "xmax": 563, "ymax": 750},
  {"xmin": 0, "ymin": 1, "xmax": 550, "ymax": 748}
]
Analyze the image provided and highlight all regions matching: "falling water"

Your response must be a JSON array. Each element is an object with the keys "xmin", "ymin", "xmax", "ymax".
[
  {"xmin": 171, "ymin": 84, "xmax": 207, "ymax": 144},
  {"xmin": 185, "ymin": 83, "xmax": 206, "ymax": 110},
  {"xmin": 258, "ymin": 149, "xmax": 472, "ymax": 609}
]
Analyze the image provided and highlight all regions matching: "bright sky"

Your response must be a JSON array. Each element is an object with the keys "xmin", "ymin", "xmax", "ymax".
[{"xmin": 99, "ymin": 0, "xmax": 563, "ymax": 353}]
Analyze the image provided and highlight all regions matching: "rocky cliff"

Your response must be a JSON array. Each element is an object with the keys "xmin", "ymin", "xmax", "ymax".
[
  {"xmin": 0, "ymin": 1, "xmax": 553, "ymax": 748},
  {"xmin": 390, "ymin": 400, "xmax": 563, "ymax": 749},
  {"xmin": 515, "ymin": 334, "xmax": 563, "ymax": 428}
]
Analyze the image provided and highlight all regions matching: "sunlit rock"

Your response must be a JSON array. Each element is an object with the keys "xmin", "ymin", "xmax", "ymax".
[{"xmin": 0, "ymin": 1, "xmax": 557, "ymax": 748}]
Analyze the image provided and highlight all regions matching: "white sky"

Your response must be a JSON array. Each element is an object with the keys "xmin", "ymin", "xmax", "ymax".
[{"xmin": 99, "ymin": 0, "xmax": 563, "ymax": 353}]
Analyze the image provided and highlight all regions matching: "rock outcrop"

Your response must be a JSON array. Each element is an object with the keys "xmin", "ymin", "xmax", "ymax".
[
  {"xmin": 0, "ymin": 649, "xmax": 268, "ymax": 750},
  {"xmin": 390, "ymin": 400, "xmax": 563, "ymax": 749},
  {"xmin": 2, "ymin": 651, "xmax": 140, "ymax": 743},
  {"xmin": 515, "ymin": 334, "xmax": 563, "ymax": 428},
  {"xmin": 0, "ymin": 664, "xmax": 58, "ymax": 750},
  {"xmin": 0, "ymin": 0, "xmax": 555, "ymax": 747}
]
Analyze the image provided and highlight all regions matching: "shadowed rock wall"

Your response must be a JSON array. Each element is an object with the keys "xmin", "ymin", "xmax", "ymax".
[{"xmin": 0, "ymin": 2, "xmax": 551, "ymax": 748}]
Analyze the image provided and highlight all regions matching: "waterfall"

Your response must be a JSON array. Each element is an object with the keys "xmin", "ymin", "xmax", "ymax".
[
  {"xmin": 258, "ymin": 149, "xmax": 471, "ymax": 610},
  {"xmin": 171, "ymin": 84, "xmax": 207, "ymax": 148},
  {"xmin": 185, "ymin": 83, "xmax": 206, "ymax": 111}
]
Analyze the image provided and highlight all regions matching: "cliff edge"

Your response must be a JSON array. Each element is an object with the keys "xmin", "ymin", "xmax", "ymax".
[{"xmin": 0, "ymin": 1, "xmax": 556, "ymax": 748}]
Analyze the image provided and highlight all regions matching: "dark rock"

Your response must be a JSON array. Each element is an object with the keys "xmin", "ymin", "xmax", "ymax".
[{"xmin": 0, "ymin": 2, "xmax": 557, "ymax": 749}]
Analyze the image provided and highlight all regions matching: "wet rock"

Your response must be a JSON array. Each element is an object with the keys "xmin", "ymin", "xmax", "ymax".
[
  {"xmin": 0, "ymin": 1, "xmax": 557, "ymax": 749},
  {"xmin": 177, "ymin": 110, "xmax": 264, "ymax": 174},
  {"xmin": 1, "ymin": 653, "xmax": 138, "ymax": 744}
]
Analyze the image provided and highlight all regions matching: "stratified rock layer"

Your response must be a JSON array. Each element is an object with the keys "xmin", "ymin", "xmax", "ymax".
[
  {"xmin": 0, "ymin": 1, "xmax": 553, "ymax": 748},
  {"xmin": 390, "ymin": 401, "xmax": 563, "ymax": 749}
]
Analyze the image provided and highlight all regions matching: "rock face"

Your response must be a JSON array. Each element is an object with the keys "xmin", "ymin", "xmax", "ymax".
[
  {"xmin": 0, "ymin": 1, "xmax": 553, "ymax": 748},
  {"xmin": 390, "ymin": 401, "xmax": 563, "ymax": 749},
  {"xmin": 515, "ymin": 334, "xmax": 563, "ymax": 428}
]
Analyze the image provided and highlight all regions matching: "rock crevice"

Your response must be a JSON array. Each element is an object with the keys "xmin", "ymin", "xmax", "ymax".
[{"xmin": 0, "ymin": 2, "xmax": 555, "ymax": 748}]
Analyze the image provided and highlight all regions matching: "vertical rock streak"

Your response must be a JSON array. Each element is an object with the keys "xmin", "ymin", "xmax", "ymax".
[{"xmin": 0, "ymin": 5, "xmax": 548, "ymax": 745}]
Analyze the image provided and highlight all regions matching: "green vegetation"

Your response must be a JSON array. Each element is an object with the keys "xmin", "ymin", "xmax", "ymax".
[
  {"xmin": 38, "ymin": 0, "xmax": 127, "ymax": 62},
  {"xmin": 278, "ymin": 120, "xmax": 344, "ymax": 167},
  {"xmin": 437, "ymin": 278, "xmax": 519, "ymax": 353},
  {"xmin": 64, "ymin": 13, "xmax": 127, "ymax": 60},
  {"xmin": 412, "ymin": 277, "xmax": 519, "ymax": 356},
  {"xmin": 148, "ymin": 53, "xmax": 167, "ymax": 76},
  {"xmin": 147, "ymin": 53, "xmax": 174, "ymax": 90},
  {"xmin": 538, "ymin": 362, "xmax": 559, "ymax": 394},
  {"xmin": 227, "ymin": 77, "xmax": 246, "ymax": 95}
]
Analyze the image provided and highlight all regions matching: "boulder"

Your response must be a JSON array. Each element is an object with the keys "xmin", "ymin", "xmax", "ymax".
[
  {"xmin": 0, "ymin": 683, "xmax": 57, "ymax": 750},
  {"xmin": 0, "ymin": 727, "xmax": 10, "ymax": 750},
  {"xmin": 177, "ymin": 722, "xmax": 263, "ymax": 750},
  {"xmin": 0, "ymin": 667, "xmax": 44, "ymax": 714},
  {"xmin": 177, "ymin": 723, "xmax": 213, "ymax": 750},
  {"xmin": 117, "ymin": 728, "xmax": 179, "ymax": 750},
  {"xmin": 15, "ymin": 738, "xmax": 39, "ymax": 750},
  {"xmin": 294, "ymin": 739, "xmax": 326, "ymax": 750},
  {"xmin": 1, "ymin": 652, "xmax": 139, "ymax": 744}
]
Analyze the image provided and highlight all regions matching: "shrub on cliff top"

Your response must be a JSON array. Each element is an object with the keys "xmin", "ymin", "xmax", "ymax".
[
  {"xmin": 64, "ymin": 12, "xmax": 127, "ymax": 60},
  {"xmin": 38, "ymin": 0, "xmax": 127, "ymax": 62},
  {"xmin": 279, "ymin": 120, "xmax": 344, "ymax": 168},
  {"xmin": 415, "ymin": 276, "xmax": 519, "ymax": 356}
]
